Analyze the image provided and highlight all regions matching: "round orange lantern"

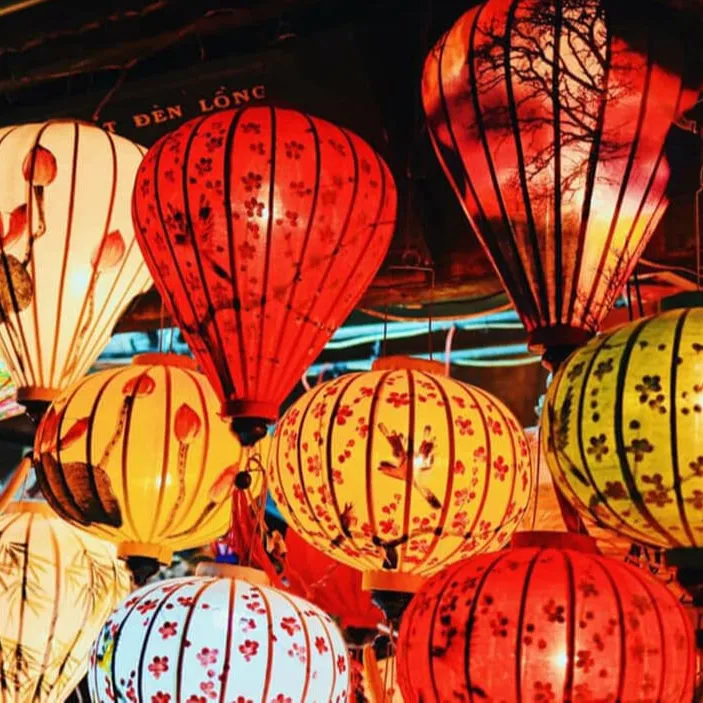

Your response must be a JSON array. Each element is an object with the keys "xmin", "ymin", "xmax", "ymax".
[
  {"xmin": 0, "ymin": 121, "xmax": 152, "ymax": 407},
  {"xmin": 421, "ymin": 0, "xmax": 698, "ymax": 367},
  {"xmin": 397, "ymin": 531, "xmax": 695, "ymax": 702},
  {"xmin": 132, "ymin": 106, "xmax": 397, "ymax": 444},
  {"xmin": 34, "ymin": 353, "xmax": 263, "ymax": 580},
  {"xmin": 269, "ymin": 357, "xmax": 533, "ymax": 595}
]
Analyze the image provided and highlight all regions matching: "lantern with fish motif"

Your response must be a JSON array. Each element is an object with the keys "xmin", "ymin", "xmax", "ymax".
[{"xmin": 33, "ymin": 353, "xmax": 265, "ymax": 581}]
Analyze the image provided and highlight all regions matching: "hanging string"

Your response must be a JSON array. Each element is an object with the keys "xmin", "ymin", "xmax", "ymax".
[
  {"xmin": 91, "ymin": 60, "xmax": 136, "ymax": 124},
  {"xmin": 625, "ymin": 280, "xmax": 634, "ymax": 322},
  {"xmin": 633, "ymin": 266, "xmax": 644, "ymax": 318},
  {"xmin": 382, "ymin": 304, "xmax": 389, "ymax": 358},
  {"xmin": 158, "ymin": 300, "xmax": 166, "ymax": 354},
  {"xmin": 444, "ymin": 325, "xmax": 455, "ymax": 376},
  {"xmin": 530, "ymin": 428, "xmax": 543, "ymax": 530}
]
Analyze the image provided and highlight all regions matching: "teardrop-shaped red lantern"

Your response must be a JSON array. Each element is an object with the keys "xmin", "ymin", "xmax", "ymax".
[
  {"xmin": 133, "ymin": 107, "xmax": 397, "ymax": 443},
  {"xmin": 422, "ymin": 0, "xmax": 697, "ymax": 368}
]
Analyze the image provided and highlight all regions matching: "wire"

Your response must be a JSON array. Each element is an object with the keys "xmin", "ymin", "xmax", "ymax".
[{"xmin": 444, "ymin": 325, "xmax": 455, "ymax": 376}]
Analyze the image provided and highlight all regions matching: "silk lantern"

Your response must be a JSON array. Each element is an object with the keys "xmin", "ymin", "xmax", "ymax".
[
  {"xmin": 269, "ymin": 357, "xmax": 533, "ymax": 594},
  {"xmin": 0, "ymin": 501, "xmax": 130, "ymax": 702},
  {"xmin": 422, "ymin": 0, "xmax": 697, "ymax": 367},
  {"xmin": 34, "ymin": 353, "xmax": 262, "ymax": 578},
  {"xmin": 0, "ymin": 121, "xmax": 152, "ymax": 405},
  {"xmin": 89, "ymin": 564, "xmax": 350, "ymax": 703},
  {"xmin": 542, "ymin": 307, "xmax": 703, "ymax": 550},
  {"xmin": 397, "ymin": 531, "xmax": 695, "ymax": 702},
  {"xmin": 132, "ymin": 106, "xmax": 397, "ymax": 444}
]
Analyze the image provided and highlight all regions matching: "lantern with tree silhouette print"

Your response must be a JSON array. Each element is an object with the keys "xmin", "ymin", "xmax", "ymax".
[
  {"xmin": 421, "ymin": 0, "xmax": 698, "ymax": 369},
  {"xmin": 0, "ymin": 121, "xmax": 152, "ymax": 410},
  {"xmin": 541, "ymin": 307, "xmax": 703, "ymax": 552},
  {"xmin": 268, "ymin": 357, "xmax": 533, "ymax": 601},
  {"xmin": 88, "ymin": 563, "xmax": 350, "ymax": 703},
  {"xmin": 34, "ymin": 353, "xmax": 265, "ymax": 583},
  {"xmin": 0, "ymin": 501, "xmax": 130, "ymax": 702},
  {"xmin": 132, "ymin": 106, "xmax": 397, "ymax": 445},
  {"xmin": 397, "ymin": 531, "xmax": 695, "ymax": 702}
]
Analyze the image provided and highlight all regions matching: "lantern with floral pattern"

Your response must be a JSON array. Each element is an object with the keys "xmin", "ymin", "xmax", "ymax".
[
  {"xmin": 0, "ymin": 501, "xmax": 130, "ymax": 702},
  {"xmin": 132, "ymin": 106, "xmax": 397, "ymax": 445},
  {"xmin": 34, "ymin": 353, "xmax": 263, "ymax": 572},
  {"xmin": 269, "ymin": 357, "xmax": 532, "ymax": 592},
  {"xmin": 397, "ymin": 531, "xmax": 695, "ymax": 702},
  {"xmin": 541, "ymin": 307, "xmax": 703, "ymax": 549},
  {"xmin": 0, "ymin": 121, "xmax": 152, "ymax": 403},
  {"xmin": 88, "ymin": 564, "xmax": 350, "ymax": 703}
]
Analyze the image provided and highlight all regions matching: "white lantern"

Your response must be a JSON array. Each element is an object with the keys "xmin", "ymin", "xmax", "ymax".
[
  {"xmin": 89, "ymin": 565, "xmax": 351, "ymax": 703},
  {"xmin": 0, "ymin": 501, "xmax": 130, "ymax": 702},
  {"xmin": 0, "ymin": 120, "xmax": 152, "ymax": 402}
]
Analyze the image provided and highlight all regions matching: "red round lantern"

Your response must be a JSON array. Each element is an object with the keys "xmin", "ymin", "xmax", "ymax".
[
  {"xmin": 422, "ymin": 0, "xmax": 697, "ymax": 366},
  {"xmin": 397, "ymin": 531, "xmax": 695, "ymax": 702},
  {"xmin": 132, "ymin": 107, "xmax": 397, "ymax": 443}
]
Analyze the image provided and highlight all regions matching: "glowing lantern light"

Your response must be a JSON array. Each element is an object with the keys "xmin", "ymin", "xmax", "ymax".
[
  {"xmin": 132, "ymin": 106, "xmax": 397, "ymax": 444},
  {"xmin": 397, "ymin": 531, "xmax": 695, "ymax": 702},
  {"xmin": 269, "ymin": 357, "xmax": 532, "ymax": 593},
  {"xmin": 0, "ymin": 121, "xmax": 152, "ymax": 403},
  {"xmin": 0, "ymin": 501, "xmax": 130, "ymax": 702},
  {"xmin": 89, "ymin": 564, "xmax": 350, "ymax": 703},
  {"xmin": 541, "ymin": 307, "xmax": 703, "ymax": 550},
  {"xmin": 421, "ymin": 0, "xmax": 698, "ymax": 367},
  {"xmin": 33, "ymin": 353, "xmax": 263, "ymax": 578}
]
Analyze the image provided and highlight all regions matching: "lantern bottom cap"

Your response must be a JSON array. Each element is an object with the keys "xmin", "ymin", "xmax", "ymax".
[
  {"xmin": 117, "ymin": 541, "xmax": 173, "ymax": 565},
  {"xmin": 223, "ymin": 399, "xmax": 278, "ymax": 422},
  {"xmin": 361, "ymin": 570, "xmax": 424, "ymax": 594},
  {"xmin": 16, "ymin": 387, "xmax": 60, "ymax": 403},
  {"xmin": 195, "ymin": 562, "xmax": 271, "ymax": 585}
]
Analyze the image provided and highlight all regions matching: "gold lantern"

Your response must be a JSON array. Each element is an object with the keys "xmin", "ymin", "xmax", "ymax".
[
  {"xmin": 0, "ymin": 121, "xmax": 152, "ymax": 405},
  {"xmin": 541, "ymin": 307, "xmax": 703, "ymax": 548},
  {"xmin": 0, "ymin": 501, "xmax": 130, "ymax": 702},
  {"xmin": 269, "ymin": 357, "xmax": 533, "ymax": 594},
  {"xmin": 34, "ymin": 353, "xmax": 266, "ymax": 572}
]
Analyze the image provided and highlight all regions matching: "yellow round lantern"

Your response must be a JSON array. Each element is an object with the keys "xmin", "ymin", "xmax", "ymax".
[
  {"xmin": 0, "ymin": 121, "xmax": 152, "ymax": 405},
  {"xmin": 542, "ymin": 307, "xmax": 703, "ymax": 549},
  {"xmin": 0, "ymin": 501, "xmax": 130, "ymax": 702},
  {"xmin": 269, "ymin": 357, "xmax": 532, "ymax": 592},
  {"xmin": 33, "ymin": 353, "xmax": 266, "ymax": 571}
]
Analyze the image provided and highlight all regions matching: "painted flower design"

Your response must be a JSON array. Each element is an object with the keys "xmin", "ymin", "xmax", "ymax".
[
  {"xmin": 158, "ymin": 621, "xmax": 178, "ymax": 639},
  {"xmin": 197, "ymin": 647, "xmax": 218, "ymax": 666},
  {"xmin": 455, "ymin": 417, "xmax": 474, "ymax": 436},
  {"xmin": 386, "ymin": 391, "xmax": 410, "ymax": 408},
  {"xmin": 152, "ymin": 692, "xmax": 171, "ymax": 703},
  {"xmin": 91, "ymin": 230, "xmax": 126, "ymax": 271},
  {"xmin": 586, "ymin": 434, "xmax": 608, "ymax": 461},
  {"xmin": 238, "ymin": 639, "xmax": 259, "ymax": 661},
  {"xmin": 123, "ymin": 373, "xmax": 156, "ymax": 397},
  {"xmin": 337, "ymin": 655, "xmax": 347, "ymax": 674},
  {"xmin": 642, "ymin": 474, "xmax": 672, "ymax": 508},
  {"xmin": 148, "ymin": 656, "xmax": 169, "ymax": 679},
  {"xmin": 604, "ymin": 481, "xmax": 627, "ymax": 500},
  {"xmin": 174, "ymin": 403, "xmax": 202, "ymax": 444},
  {"xmin": 314, "ymin": 636, "xmax": 329, "ymax": 654},
  {"xmin": 493, "ymin": 456, "xmax": 509, "ymax": 481},
  {"xmin": 22, "ymin": 145, "xmax": 57, "ymax": 185},
  {"xmin": 280, "ymin": 616, "xmax": 300, "ymax": 636},
  {"xmin": 335, "ymin": 404, "xmax": 353, "ymax": 425}
]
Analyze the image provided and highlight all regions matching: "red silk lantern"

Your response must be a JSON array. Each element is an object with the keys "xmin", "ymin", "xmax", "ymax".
[
  {"xmin": 397, "ymin": 531, "xmax": 695, "ymax": 703},
  {"xmin": 282, "ymin": 528, "xmax": 382, "ymax": 631},
  {"xmin": 422, "ymin": 0, "xmax": 697, "ymax": 366},
  {"xmin": 133, "ymin": 107, "xmax": 397, "ymax": 443}
]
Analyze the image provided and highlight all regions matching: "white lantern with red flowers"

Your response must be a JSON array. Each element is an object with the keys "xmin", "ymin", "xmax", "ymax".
[{"xmin": 89, "ymin": 565, "xmax": 351, "ymax": 703}]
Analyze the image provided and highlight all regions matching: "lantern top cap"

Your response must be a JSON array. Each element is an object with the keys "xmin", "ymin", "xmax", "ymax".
[
  {"xmin": 511, "ymin": 530, "xmax": 599, "ymax": 554},
  {"xmin": 4, "ymin": 501, "xmax": 55, "ymax": 517},
  {"xmin": 372, "ymin": 355, "xmax": 446, "ymax": 375},
  {"xmin": 195, "ymin": 561, "xmax": 271, "ymax": 586},
  {"xmin": 132, "ymin": 353, "xmax": 198, "ymax": 370}
]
